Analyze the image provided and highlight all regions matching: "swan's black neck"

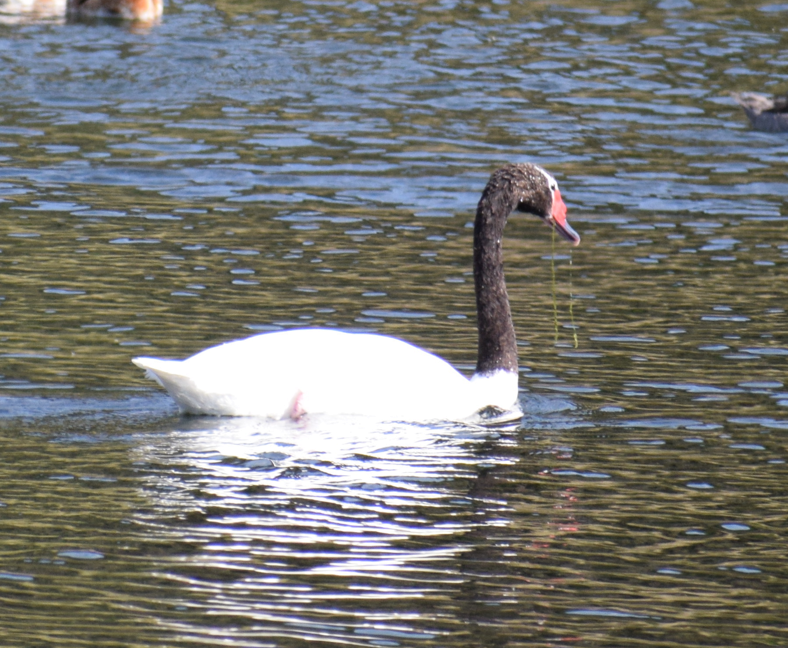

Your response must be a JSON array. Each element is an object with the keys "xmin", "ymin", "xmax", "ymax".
[
  {"xmin": 473, "ymin": 187, "xmax": 518, "ymax": 376},
  {"xmin": 473, "ymin": 164, "xmax": 553, "ymax": 377}
]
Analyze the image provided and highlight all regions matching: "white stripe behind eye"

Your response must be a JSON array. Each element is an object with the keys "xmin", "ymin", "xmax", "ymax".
[{"xmin": 535, "ymin": 165, "xmax": 558, "ymax": 193}]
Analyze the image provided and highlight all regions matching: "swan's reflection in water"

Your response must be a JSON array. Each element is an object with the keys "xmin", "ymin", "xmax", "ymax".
[{"xmin": 135, "ymin": 414, "xmax": 539, "ymax": 645}]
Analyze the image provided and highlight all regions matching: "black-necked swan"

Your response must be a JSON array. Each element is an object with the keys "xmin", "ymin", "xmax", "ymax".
[
  {"xmin": 732, "ymin": 92, "xmax": 788, "ymax": 133},
  {"xmin": 133, "ymin": 163, "xmax": 581, "ymax": 421}
]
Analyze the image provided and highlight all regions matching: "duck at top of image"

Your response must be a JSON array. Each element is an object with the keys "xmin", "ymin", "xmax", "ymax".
[
  {"xmin": 133, "ymin": 163, "xmax": 581, "ymax": 424},
  {"xmin": 66, "ymin": 0, "xmax": 161, "ymax": 22},
  {"xmin": 0, "ymin": 0, "xmax": 65, "ymax": 23},
  {"xmin": 732, "ymin": 91, "xmax": 788, "ymax": 133}
]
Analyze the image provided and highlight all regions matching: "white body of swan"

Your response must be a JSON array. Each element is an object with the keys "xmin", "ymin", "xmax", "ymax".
[
  {"xmin": 134, "ymin": 163, "xmax": 580, "ymax": 422},
  {"xmin": 134, "ymin": 329, "xmax": 516, "ymax": 420}
]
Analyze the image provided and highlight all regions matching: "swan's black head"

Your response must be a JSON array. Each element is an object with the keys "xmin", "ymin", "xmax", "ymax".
[{"xmin": 481, "ymin": 163, "xmax": 580, "ymax": 246}]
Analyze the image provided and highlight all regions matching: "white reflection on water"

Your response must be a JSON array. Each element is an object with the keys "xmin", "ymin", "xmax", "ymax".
[
  {"xmin": 141, "ymin": 414, "xmax": 520, "ymax": 502},
  {"xmin": 133, "ymin": 414, "xmax": 537, "ymax": 645}
]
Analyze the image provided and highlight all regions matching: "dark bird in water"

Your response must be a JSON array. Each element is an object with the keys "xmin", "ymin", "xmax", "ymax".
[
  {"xmin": 732, "ymin": 92, "xmax": 788, "ymax": 133},
  {"xmin": 66, "ymin": 0, "xmax": 161, "ymax": 21}
]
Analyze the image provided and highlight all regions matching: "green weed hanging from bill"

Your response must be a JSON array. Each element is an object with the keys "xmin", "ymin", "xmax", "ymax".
[{"xmin": 551, "ymin": 227, "xmax": 578, "ymax": 349}]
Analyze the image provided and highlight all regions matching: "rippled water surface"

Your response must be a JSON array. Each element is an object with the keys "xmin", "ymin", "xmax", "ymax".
[{"xmin": 1, "ymin": 0, "xmax": 788, "ymax": 646}]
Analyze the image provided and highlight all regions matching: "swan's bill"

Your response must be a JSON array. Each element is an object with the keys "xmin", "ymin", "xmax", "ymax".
[{"xmin": 547, "ymin": 188, "xmax": 580, "ymax": 246}]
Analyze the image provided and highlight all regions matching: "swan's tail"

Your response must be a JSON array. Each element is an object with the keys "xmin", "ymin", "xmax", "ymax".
[
  {"xmin": 132, "ymin": 357, "xmax": 182, "ymax": 387},
  {"xmin": 132, "ymin": 357, "xmax": 211, "ymax": 414},
  {"xmin": 132, "ymin": 356, "xmax": 296, "ymax": 418}
]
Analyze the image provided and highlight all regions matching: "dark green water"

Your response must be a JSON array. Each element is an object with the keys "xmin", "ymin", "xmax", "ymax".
[{"xmin": 0, "ymin": 0, "xmax": 787, "ymax": 645}]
